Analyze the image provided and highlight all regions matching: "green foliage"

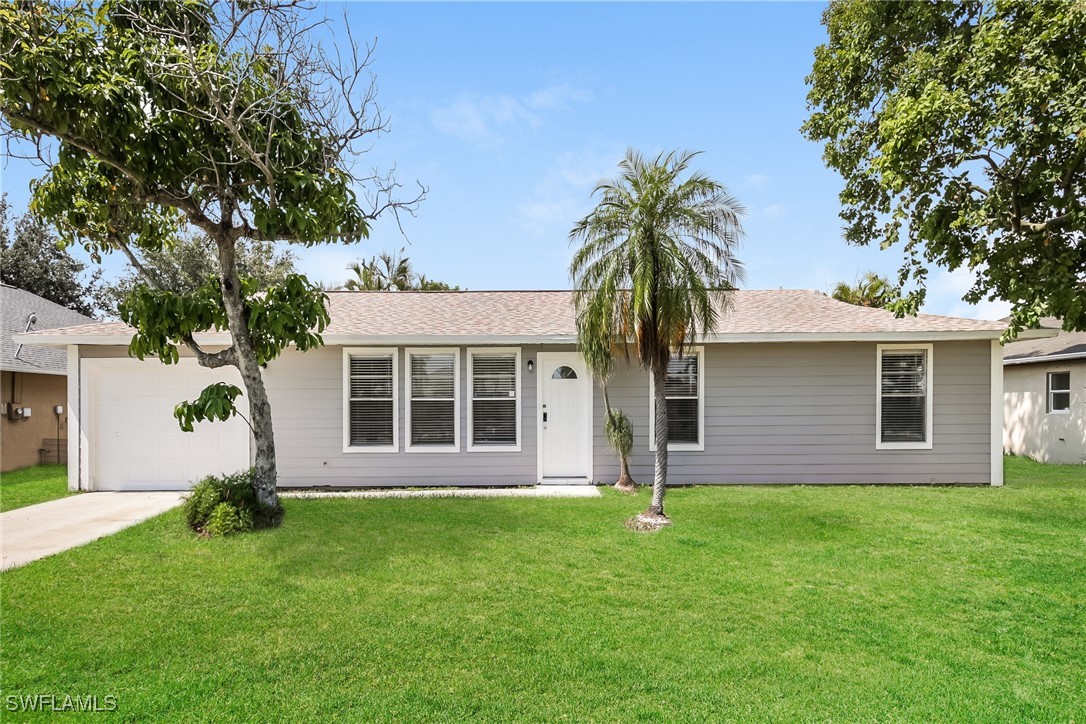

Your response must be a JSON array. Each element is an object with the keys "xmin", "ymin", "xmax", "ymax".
[
  {"xmin": 97, "ymin": 233, "xmax": 297, "ymax": 318},
  {"xmin": 570, "ymin": 149, "xmax": 746, "ymax": 374},
  {"xmin": 1, "ymin": 0, "xmax": 414, "ymax": 506},
  {"xmin": 571, "ymin": 149, "xmax": 745, "ymax": 513},
  {"xmin": 119, "ymin": 273, "xmax": 329, "ymax": 367},
  {"xmin": 175, "ymin": 382, "xmax": 244, "ymax": 432},
  {"xmin": 0, "ymin": 1, "xmax": 371, "ymax": 253},
  {"xmin": 182, "ymin": 469, "xmax": 278, "ymax": 536},
  {"xmin": 2, "ymin": 459, "xmax": 1083, "ymax": 720},
  {"xmin": 343, "ymin": 247, "xmax": 460, "ymax": 291},
  {"xmin": 803, "ymin": 0, "xmax": 1086, "ymax": 334},
  {"xmin": 831, "ymin": 271, "xmax": 900, "ymax": 309},
  {"xmin": 206, "ymin": 502, "xmax": 253, "ymax": 538},
  {"xmin": 0, "ymin": 196, "xmax": 101, "ymax": 317},
  {"xmin": 604, "ymin": 408, "xmax": 634, "ymax": 458}
]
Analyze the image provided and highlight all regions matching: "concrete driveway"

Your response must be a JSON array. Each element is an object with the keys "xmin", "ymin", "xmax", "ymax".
[{"xmin": 1, "ymin": 492, "xmax": 183, "ymax": 571}]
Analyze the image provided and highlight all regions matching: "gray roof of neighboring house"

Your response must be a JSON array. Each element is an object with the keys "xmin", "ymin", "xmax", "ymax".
[
  {"xmin": 14, "ymin": 289, "xmax": 1022, "ymax": 347},
  {"xmin": 0, "ymin": 284, "xmax": 95, "ymax": 375},
  {"xmin": 1003, "ymin": 317, "xmax": 1086, "ymax": 365}
]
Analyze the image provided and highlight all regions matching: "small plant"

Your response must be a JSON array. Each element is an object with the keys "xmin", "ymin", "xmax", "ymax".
[
  {"xmin": 181, "ymin": 469, "xmax": 280, "ymax": 537},
  {"xmin": 604, "ymin": 408, "xmax": 637, "ymax": 494}
]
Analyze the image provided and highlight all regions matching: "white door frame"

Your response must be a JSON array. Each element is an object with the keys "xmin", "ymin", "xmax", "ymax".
[
  {"xmin": 535, "ymin": 351, "xmax": 594, "ymax": 484},
  {"xmin": 79, "ymin": 357, "xmax": 252, "ymax": 491}
]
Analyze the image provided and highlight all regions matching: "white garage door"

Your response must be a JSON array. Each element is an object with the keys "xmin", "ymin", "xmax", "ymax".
[{"xmin": 86, "ymin": 360, "xmax": 251, "ymax": 491}]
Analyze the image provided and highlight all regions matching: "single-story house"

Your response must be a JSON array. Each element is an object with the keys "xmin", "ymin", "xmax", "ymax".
[
  {"xmin": 1, "ymin": 283, "xmax": 95, "ymax": 472},
  {"xmin": 17, "ymin": 289, "xmax": 1047, "ymax": 492},
  {"xmin": 1003, "ymin": 319, "xmax": 1085, "ymax": 464}
]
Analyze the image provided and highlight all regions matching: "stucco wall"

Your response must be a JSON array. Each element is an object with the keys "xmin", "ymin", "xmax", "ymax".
[
  {"xmin": 1, "ymin": 371, "xmax": 68, "ymax": 472},
  {"xmin": 1003, "ymin": 360, "xmax": 1086, "ymax": 464}
]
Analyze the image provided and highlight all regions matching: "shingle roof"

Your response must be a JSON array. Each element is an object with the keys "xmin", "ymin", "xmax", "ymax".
[
  {"xmin": 14, "ymin": 289, "xmax": 1011, "ymax": 346},
  {"xmin": 1003, "ymin": 318, "xmax": 1086, "ymax": 364},
  {"xmin": 0, "ymin": 284, "xmax": 96, "ymax": 374}
]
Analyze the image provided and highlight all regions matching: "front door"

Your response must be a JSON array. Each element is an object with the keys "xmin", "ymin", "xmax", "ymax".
[{"xmin": 538, "ymin": 352, "xmax": 592, "ymax": 481}]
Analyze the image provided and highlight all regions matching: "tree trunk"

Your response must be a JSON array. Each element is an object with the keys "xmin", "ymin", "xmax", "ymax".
[
  {"xmin": 615, "ymin": 453, "xmax": 637, "ymax": 493},
  {"xmin": 648, "ymin": 363, "xmax": 669, "ymax": 517},
  {"xmin": 215, "ymin": 237, "xmax": 281, "ymax": 518}
]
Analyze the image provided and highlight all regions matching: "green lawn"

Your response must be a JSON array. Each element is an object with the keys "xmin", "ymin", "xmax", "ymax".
[
  {"xmin": 0, "ymin": 465, "xmax": 71, "ymax": 513},
  {"xmin": 1, "ymin": 457, "xmax": 1083, "ymax": 721}
]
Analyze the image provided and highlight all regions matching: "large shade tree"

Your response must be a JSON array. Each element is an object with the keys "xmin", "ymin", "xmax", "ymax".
[
  {"xmin": 0, "ymin": 195, "xmax": 101, "ymax": 316},
  {"xmin": 570, "ymin": 149, "xmax": 745, "ymax": 527},
  {"xmin": 1, "ymin": 0, "xmax": 420, "ymax": 520},
  {"xmin": 804, "ymin": 0, "xmax": 1086, "ymax": 335},
  {"xmin": 97, "ymin": 233, "xmax": 298, "ymax": 318}
]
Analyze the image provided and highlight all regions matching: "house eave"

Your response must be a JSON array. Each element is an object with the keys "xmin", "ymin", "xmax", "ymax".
[
  {"xmin": 15, "ymin": 329, "xmax": 1013, "ymax": 348},
  {"xmin": 1003, "ymin": 351, "xmax": 1086, "ymax": 366},
  {"xmin": 0, "ymin": 364, "xmax": 68, "ymax": 376}
]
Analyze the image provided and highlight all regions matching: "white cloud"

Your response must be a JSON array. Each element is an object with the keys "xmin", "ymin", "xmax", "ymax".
[
  {"xmin": 515, "ymin": 145, "xmax": 624, "ymax": 232},
  {"xmin": 524, "ymin": 83, "xmax": 593, "ymax": 111},
  {"xmin": 430, "ymin": 84, "xmax": 591, "ymax": 147},
  {"xmin": 760, "ymin": 203, "xmax": 786, "ymax": 220},
  {"xmin": 744, "ymin": 173, "xmax": 770, "ymax": 190},
  {"xmin": 922, "ymin": 268, "xmax": 1011, "ymax": 321}
]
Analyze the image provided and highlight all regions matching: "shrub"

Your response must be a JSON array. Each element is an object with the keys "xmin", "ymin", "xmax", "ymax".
[{"xmin": 181, "ymin": 469, "xmax": 276, "ymax": 537}]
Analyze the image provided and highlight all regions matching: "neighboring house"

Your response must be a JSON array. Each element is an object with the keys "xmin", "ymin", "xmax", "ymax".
[
  {"xmin": 17, "ymin": 290, "xmax": 1047, "ymax": 492},
  {"xmin": 1, "ymin": 284, "xmax": 95, "ymax": 472},
  {"xmin": 1003, "ymin": 319, "xmax": 1086, "ymax": 464}
]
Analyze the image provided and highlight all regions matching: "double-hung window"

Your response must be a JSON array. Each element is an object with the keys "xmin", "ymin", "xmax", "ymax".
[
  {"xmin": 343, "ymin": 348, "xmax": 397, "ymax": 452},
  {"xmin": 1047, "ymin": 371, "xmax": 1071, "ymax": 413},
  {"xmin": 407, "ymin": 349, "xmax": 459, "ymax": 451},
  {"xmin": 650, "ymin": 348, "xmax": 704, "ymax": 451},
  {"xmin": 876, "ymin": 344, "xmax": 933, "ymax": 449},
  {"xmin": 468, "ymin": 349, "xmax": 521, "ymax": 451}
]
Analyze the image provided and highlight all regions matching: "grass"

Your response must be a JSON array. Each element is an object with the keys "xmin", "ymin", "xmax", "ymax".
[
  {"xmin": 1, "ymin": 457, "xmax": 1083, "ymax": 721},
  {"xmin": 0, "ymin": 465, "xmax": 71, "ymax": 513}
]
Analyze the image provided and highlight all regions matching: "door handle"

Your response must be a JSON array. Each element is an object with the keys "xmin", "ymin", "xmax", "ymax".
[{"xmin": 542, "ymin": 412, "xmax": 548, "ymax": 422}]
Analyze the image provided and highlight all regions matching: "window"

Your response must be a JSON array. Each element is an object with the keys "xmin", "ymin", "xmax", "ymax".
[
  {"xmin": 649, "ymin": 348, "xmax": 704, "ymax": 451},
  {"xmin": 1047, "ymin": 371, "xmax": 1071, "ymax": 413},
  {"xmin": 876, "ymin": 344, "xmax": 933, "ymax": 450},
  {"xmin": 469, "ymin": 349, "xmax": 521, "ymax": 451},
  {"xmin": 343, "ymin": 348, "xmax": 397, "ymax": 452},
  {"xmin": 407, "ymin": 349, "xmax": 459, "ymax": 451},
  {"xmin": 551, "ymin": 366, "xmax": 578, "ymax": 379}
]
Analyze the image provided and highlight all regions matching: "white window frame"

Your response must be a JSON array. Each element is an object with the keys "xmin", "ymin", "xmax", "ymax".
[
  {"xmin": 342, "ymin": 347, "xmax": 399, "ymax": 454},
  {"xmin": 649, "ymin": 346, "xmax": 705, "ymax": 452},
  {"xmin": 406, "ymin": 348, "xmax": 461, "ymax": 453},
  {"xmin": 1046, "ymin": 371, "xmax": 1071, "ymax": 414},
  {"xmin": 467, "ymin": 347, "xmax": 522, "ymax": 452},
  {"xmin": 875, "ymin": 343, "xmax": 934, "ymax": 450}
]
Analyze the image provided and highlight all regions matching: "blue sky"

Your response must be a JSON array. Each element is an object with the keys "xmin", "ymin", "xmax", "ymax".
[{"xmin": 0, "ymin": 1, "xmax": 1005, "ymax": 319}]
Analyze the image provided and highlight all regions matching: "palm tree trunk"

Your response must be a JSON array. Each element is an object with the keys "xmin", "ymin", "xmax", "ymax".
[
  {"xmin": 617, "ymin": 453, "xmax": 636, "ymax": 491},
  {"xmin": 648, "ymin": 364, "xmax": 669, "ymax": 517}
]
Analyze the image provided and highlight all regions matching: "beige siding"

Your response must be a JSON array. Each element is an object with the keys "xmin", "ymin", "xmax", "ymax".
[
  {"xmin": 595, "ymin": 341, "xmax": 994, "ymax": 484},
  {"xmin": 1003, "ymin": 360, "xmax": 1086, "ymax": 464}
]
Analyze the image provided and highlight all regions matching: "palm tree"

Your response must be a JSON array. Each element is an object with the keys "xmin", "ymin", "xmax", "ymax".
[
  {"xmin": 578, "ymin": 308, "xmax": 637, "ymax": 493},
  {"xmin": 831, "ymin": 271, "xmax": 898, "ymax": 308},
  {"xmin": 570, "ymin": 149, "xmax": 745, "ymax": 526},
  {"xmin": 345, "ymin": 248, "xmax": 414, "ymax": 291},
  {"xmin": 343, "ymin": 249, "xmax": 460, "ymax": 291}
]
